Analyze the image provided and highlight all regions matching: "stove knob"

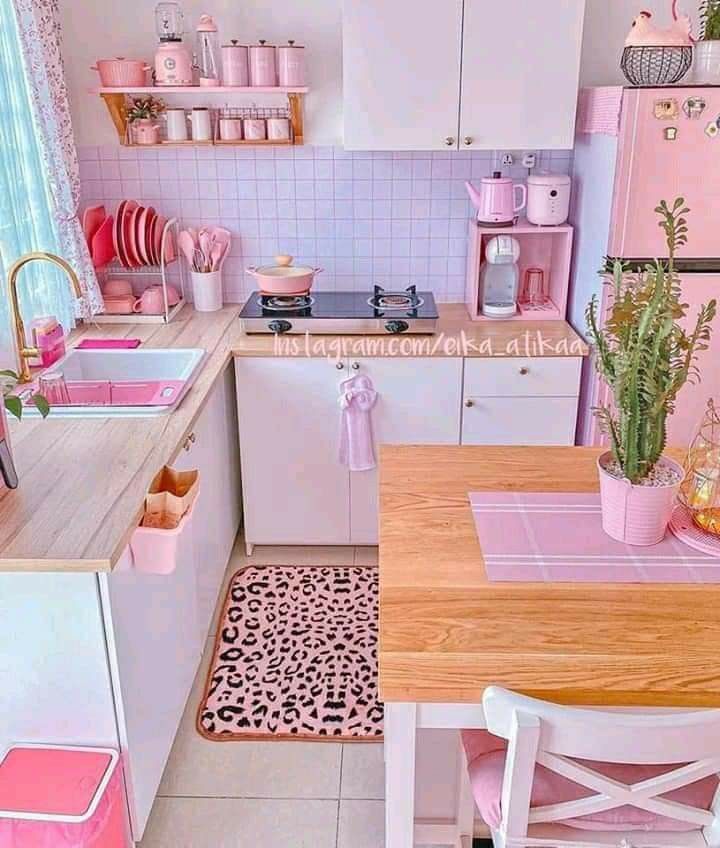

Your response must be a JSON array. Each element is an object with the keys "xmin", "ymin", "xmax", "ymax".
[
  {"xmin": 385, "ymin": 320, "xmax": 409, "ymax": 334},
  {"xmin": 268, "ymin": 319, "xmax": 292, "ymax": 334}
]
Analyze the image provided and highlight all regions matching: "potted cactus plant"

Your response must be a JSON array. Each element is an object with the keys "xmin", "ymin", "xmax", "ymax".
[
  {"xmin": 586, "ymin": 198, "xmax": 717, "ymax": 545},
  {"xmin": 695, "ymin": 0, "xmax": 720, "ymax": 82}
]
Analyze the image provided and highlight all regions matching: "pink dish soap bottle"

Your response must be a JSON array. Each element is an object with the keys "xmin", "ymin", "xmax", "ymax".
[{"xmin": 27, "ymin": 316, "xmax": 66, "ymax": 369}]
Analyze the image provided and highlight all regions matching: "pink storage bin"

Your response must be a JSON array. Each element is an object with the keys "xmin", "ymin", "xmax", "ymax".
[
  {"xmin": 130, "ymin": 500, "xmax": 195, "ymax": 575},
  {"xmin": 0, "ymin": 745, "xmax": 131, "ymax": 848}
]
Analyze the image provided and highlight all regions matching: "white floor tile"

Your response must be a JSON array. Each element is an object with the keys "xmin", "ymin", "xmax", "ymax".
[
  {"xmin": 248, "ymin": 545, "xmax": 356, "ymax": 565},
  {"xmin": 341, "ymin": 743, "xmax": 384, "ymax": 799},
  {"xmin": 354, "ymin": 546, "xmax": 379, "ymax": 566},
  {"xmin": 140, "ymin": 797, "xmax": 339, "ymax": 848},
  {"xmin": 159, "ymin": 638, "xmax": 343, "ymax": 799},
  {"xmin": 338, "ymin": 799, "xmax": 385, "ymax": 848}
]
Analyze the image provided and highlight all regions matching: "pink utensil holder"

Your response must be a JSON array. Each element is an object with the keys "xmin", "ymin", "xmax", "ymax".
[
  {"xmin": 597, "ymin": 451, "xmax": 683, "ymax": 546},
  {"xmin": 0, "ymin": 746, "xmax": 131, "ymax": 848},
  {"xmin": 131, "ymin": 499, "xmax": 195, "ymax": 575}
]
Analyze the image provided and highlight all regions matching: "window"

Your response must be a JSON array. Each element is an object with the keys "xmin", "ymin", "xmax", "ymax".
[{"xmin": 0, "ymin": 0, "xmax": 76, "ymax": 350}]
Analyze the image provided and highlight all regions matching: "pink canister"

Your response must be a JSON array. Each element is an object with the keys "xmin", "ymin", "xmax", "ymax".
[
  {"xmin": 243, "ymin": 118, "xmax": 267, "ymax": 141},
  {"xmin": 222, "ymin": 40, "xmax": 249, "ymax": 86},
  {"xmin": 249, "ymin": 40, "xmax": 277, "ymax": 87},
  {"xmin": 277, "ymin": 40, "xmax": 306, "ymax": 87}
]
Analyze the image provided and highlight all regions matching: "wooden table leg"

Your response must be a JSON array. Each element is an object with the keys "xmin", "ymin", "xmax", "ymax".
[{"xmin": 385, "ymin": 702, "xmax": 417, "ymax": 848}]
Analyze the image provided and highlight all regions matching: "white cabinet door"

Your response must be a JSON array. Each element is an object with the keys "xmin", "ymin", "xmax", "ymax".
[
  {"xmin": 459, "ymin": 0, "xmax": 585, "ymax": 150},
  {"xmin": 235, "ymin": 357, "xmax": 350, "ymax": 545},
  {"xmin": 174, "ymin": 365, "xmax": 242, "ymax": 640},
  {"xmin": 343, "ymin": 0, "xmax": 463, "ymax": 150},
  {"xmin": 462, "ymin": 396, "xmax": 579, "ymax": 446},
  {"xmin": 350, "ymin": 358, "xmax": 463, "ymax": 544}
]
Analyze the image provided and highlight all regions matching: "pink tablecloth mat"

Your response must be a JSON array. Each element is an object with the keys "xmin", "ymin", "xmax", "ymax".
[{"xmin": 470, "ymin": 491, "xmax": 720, "ymax": 583}]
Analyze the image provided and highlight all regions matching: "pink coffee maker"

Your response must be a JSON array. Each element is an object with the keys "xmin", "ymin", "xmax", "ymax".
[
  {"xmin": 154, "ymin": 2, "xmax": 193, "ymax": 86},
  {"xmin": 465, "ymin": 172, "xmax": 527, "ymax": 227}
]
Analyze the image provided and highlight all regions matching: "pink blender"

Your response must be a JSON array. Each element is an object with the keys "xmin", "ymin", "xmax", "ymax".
[{"xmin": 154, "ymin": 2, "xmax": 193, "ymax": 86}]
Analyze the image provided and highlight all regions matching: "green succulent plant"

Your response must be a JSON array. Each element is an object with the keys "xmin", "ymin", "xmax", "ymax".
[
  {"xmin": 586, "ymin": 198, "xmax": 717, "ymax": 484},
  {"xmin": 700, "ymin": 0, "xmax": 720, "ymax": 40},
  {"xmin": 1, "ymin": 369, "xmax": 49, "ymax": 419}
]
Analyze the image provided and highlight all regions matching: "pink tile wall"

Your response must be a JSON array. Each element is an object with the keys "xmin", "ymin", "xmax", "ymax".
[{"xmin": 79, "ymin": 145, "xmax": 571, "ymax": 303}]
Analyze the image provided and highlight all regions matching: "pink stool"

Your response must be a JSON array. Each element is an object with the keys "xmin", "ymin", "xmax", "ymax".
[{"xmin": 0, "ymin": 746, "xmax": 131, "ymax": 847}]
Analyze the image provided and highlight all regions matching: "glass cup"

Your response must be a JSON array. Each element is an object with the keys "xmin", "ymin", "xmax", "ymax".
[
  {"xmin": 522, "ymin": 267, "xmax": 547, "ymax": 307},
  {"xmin": 38, "ymin": 370, "xmax": 71, "ymax": 405}
]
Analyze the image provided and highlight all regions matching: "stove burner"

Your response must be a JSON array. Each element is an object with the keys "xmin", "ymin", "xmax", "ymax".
[
  {"xmin": 258, "ymin": 294, "xmax": 315, "ymax": 311},
  {"xmin": 367, "ymin": 284, "xmax": 424, "ymax": 311}
]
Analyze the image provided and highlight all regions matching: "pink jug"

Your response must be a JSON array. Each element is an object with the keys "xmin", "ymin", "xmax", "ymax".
[{"xmin": 465, "ymin": 172, "xmax": 527, "ymax": 226}]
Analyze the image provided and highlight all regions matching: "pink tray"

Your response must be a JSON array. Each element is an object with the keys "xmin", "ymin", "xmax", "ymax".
[
  {"xmin": 24, "ymin": 379, "xmax": 186, "ymax": 408},
  {"xmin": 470, "ymin": 491, "xmax": 720, "ymax": 583}
]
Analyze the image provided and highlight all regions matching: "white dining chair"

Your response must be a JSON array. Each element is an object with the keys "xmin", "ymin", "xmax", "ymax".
[{"xmin": 460, "ymin": 686, "xmax": 720, "ymax": 848}]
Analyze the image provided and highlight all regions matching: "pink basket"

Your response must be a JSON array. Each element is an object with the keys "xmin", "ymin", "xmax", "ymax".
[
  {"xmin": 130, "ymin": 501, "xmax": 195, "ymax": 575},
  {"xmin": 91, "ymin": 58, "xmax": 150, "ymax": 87},
  {"xmin": 0, "ymin": 746, "xmax": 131, "ymax": 848},
  {"xmin": 597, "ymin": 452, "xmax": 683, "ymax": 546}
]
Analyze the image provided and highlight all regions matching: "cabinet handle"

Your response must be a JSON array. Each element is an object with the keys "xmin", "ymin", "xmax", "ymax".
[
  {"xmin": 183, "ymin": 432, "xmax": 196, "ymax": 451},
  {"xmin": 336, "ymin": 361, "xmax": 345, "ymax": 370},
  {"xmin": 445, "ymin": 136, "xmax": 455, "ymax": 147},
  {"xmin": 463, "ymin": 136, "xmax": 473, "ymax": 146},
  {"xmin": 519, "ymin": 367, "xmax": 530, "ymax": 376},
  {"xmin": 465, "ymin": 399, "xmax": 475, "ymax": 408},
  {"xmin": 351, "ymin": 362, "xmax": 360, "ymax": 371}
]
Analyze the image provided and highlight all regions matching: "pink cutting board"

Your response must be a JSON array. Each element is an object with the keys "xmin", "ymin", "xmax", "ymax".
[{"xmin": 470, "ymin": 491, "xmax": 720, "ymax": 583}]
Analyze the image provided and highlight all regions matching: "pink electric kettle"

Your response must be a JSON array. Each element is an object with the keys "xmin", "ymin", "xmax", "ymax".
[{"xmin": 465, "ymin": 172, "xmax": 527, "ymax": 227}]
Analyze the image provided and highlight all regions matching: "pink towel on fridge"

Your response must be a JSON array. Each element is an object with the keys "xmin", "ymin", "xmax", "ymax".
[{"xmin": 338, "ymin": 374, "xmax": 378, "ymax": 472}]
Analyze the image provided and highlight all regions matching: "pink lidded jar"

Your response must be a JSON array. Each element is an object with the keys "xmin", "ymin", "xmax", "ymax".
[
  {"xmin": 249, "ymin": 40, "xmax": 277, "ymax": 86},
  {"xmin": 277, "ymin": 40, "xmax": 306, "ymax": 87},
  {"xmin": 221, "ymin": 40, "xmax": 249, "ymax": 86}
]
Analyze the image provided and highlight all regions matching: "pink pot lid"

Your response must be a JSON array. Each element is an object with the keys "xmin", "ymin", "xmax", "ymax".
[
  {"xmin": 0, "ymin": 746, "xmax": 118, "ymax": 821},
  {"xmin": 196, "ymin": 14, "xmax": 217, "ymax": 32},
  {"xmin": 252, "ymin": 255, "xmax": 320, "ymax": 277}
]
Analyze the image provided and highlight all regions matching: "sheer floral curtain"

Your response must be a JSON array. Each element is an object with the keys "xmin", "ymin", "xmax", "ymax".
[{"xmin": 0, "ymin": 0, "xmax": 102, "ymax": 352}]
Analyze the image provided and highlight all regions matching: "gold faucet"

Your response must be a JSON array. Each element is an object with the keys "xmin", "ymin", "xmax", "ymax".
[{"xmin": 7, "ymin": 252, "xmax": 83, "ymax": 383}]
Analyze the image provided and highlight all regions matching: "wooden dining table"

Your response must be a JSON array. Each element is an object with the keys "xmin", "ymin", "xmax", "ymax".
[{"xmin": 378, "ymin": 444, "xmax": 720, "ymax": 848}]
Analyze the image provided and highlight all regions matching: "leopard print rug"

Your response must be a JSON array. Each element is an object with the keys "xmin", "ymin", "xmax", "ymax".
[{"xmin": 197, "ymin": 565, "xmax": 384, "ymax": 741}]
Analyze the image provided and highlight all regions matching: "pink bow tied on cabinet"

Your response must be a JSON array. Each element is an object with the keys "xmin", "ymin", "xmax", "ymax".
[{"xmin": 338, "ymin": 373, "xmax": 378, "ymax": 472}]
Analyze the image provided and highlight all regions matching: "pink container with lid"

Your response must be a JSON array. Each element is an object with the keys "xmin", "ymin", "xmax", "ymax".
[
  {"xmin": 277, "ymin": 40, "xmax": 306, "ymax": 87},
  {"xmin": 249, "ymin": 40, "xmax": 277, "ymax": 86},
  {"xmin": 0, "ymin": 745, "xmax": 131, "ymax": 847}
]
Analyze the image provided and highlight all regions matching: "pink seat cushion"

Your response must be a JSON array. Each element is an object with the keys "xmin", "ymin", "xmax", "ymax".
[{"xmin": 462, "ymin": 730, "xmax": 719, "ymax": 833}]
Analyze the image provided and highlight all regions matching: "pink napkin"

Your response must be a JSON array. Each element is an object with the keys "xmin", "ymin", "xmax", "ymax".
[
  {"xmin": 76, "ymin": 339, "xmax": 141, "ymax": 350},
  {"xmin": 338, "ymin": 374, "xmax": 378, "ymax": 472}
]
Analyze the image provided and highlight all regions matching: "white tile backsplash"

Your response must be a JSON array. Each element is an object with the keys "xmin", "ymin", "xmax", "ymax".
[{"xmin": 79, "ymin": 144, "xmax": 571, "ymax": 304}]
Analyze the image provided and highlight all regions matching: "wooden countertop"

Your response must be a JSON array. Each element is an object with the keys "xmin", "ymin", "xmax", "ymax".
[
  {"xmin": 378, "ymin": 445, "xmax": 720, "ymax": 708},
  {"xmin": 232, "ymin": 303, "xmax": 589, "ymax": 358},
  {"xmin": 0, "ymin": 305, "xmax": 240, "ymax": 573}
]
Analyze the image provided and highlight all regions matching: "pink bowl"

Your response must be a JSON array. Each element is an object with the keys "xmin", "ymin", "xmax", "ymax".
[{"xmin": 103, "ymin": 279, "xmax": 133, "ymax": 298}]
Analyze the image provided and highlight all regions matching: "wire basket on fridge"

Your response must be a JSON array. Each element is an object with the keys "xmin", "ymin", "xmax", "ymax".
[{"xmin": 621, "ymin": 45, "xmax": 693, "ymax": 86}]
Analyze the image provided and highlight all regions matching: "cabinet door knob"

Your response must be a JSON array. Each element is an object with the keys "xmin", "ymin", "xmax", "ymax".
[
  {"xmin": 465, "ymin": 399, "xmax": 475, "ymax": 408},
  {"xmin": 463, "ymin": 136, "xmax": 473, "ymax": 146},
  {"xmin": 519, "ymin": 366, "xmax": 530, "ymax": 376},
  {"xmin": 351, "ymin": 362, "xmax": 360, "ymax": 370},
  {"xmin": 445, "ymin": 136, "xmax": 455, "ymax": 147},
  {"xmin": 183, "ymin": 432, "xmax": 196, "ymax": 451},
  {"xmin": 336, "ymin": 361, "xmax": 345, "ymax": 370}
]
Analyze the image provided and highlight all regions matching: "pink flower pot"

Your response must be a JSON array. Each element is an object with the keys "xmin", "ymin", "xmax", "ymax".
[
  {"xmin": 597, "ymin": 451, "xmax": 684, "ymax": 546},
  {"xmin": 132, "ymin": 120, "xmax": 160, "ymax": 145}
]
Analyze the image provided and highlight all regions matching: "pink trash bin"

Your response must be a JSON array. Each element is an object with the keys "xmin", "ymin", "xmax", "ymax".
[{"xmin": 0, "ymin": 746, "xmax": 131, "ymax": 848}]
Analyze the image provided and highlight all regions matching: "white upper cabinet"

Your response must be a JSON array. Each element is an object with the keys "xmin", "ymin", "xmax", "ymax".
[
  {"xmin": 459, "ymin": 0, "xmax": 586, "ymax": 151},
  {"xmin": 343, "ymin": 0, "xmax": 463, "ymax": 151},
  {"xmin": 343, "ymin": 0, "xmax": 585, "ymax": 151}
]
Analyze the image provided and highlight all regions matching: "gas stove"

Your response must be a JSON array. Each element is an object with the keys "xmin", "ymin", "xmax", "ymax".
[{"xmin": 240, "ymin": 285, "xmax": 438, "ymax": 335}]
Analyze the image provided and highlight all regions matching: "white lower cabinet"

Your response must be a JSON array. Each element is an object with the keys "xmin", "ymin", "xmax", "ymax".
[
  {"xmin": 235, "ymin": 357, "xmax": 463, "ymax": 546},
  {"xmin": 100, "ymin": 365, "xmax": 242, "ymax": 841}
]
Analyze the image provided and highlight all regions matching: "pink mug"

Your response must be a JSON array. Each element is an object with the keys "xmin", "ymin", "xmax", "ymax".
[{"xmin": 134, "ymin": 287, "xmax": 166, "ymax": 314}]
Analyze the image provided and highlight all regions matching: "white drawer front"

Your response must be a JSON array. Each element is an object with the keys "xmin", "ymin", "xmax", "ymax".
[
  {"xmin": 464, "ymin": 357, "xmax": 582, "ymax": 398},
  {"xmin": 462, "ymin": 396, "xmax": 578, "ymax": 445}
]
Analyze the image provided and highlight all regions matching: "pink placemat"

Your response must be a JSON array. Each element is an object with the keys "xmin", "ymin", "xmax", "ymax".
[{"xmin": 470, "ymin": 491, "xmax": 720, "ymax": 583}]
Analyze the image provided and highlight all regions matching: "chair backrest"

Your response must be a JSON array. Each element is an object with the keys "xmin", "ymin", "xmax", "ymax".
[{"xmin": 482, "ymin": 686, "xmax": 720, "ymax": 847}]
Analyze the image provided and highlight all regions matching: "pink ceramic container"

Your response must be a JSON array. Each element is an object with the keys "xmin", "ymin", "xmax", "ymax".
[
  {"xmin": 277, "ymin": 40, "xmax": 306, "ymax": 87},
  {"xmin": 91, "ymin": 58, "xmax": 150, "ymax": 87},
  {"xmin": 597, "ymin": 451, "xmax": 684, "ymax": 545},
  {"xmin": 221, "ymin": 41, "xmax": 249, "ymax": 86},
  {"xmin": 249, "ymin": 40, "xmax": 277, "ymax": 86},
  {"xmin": 0, "ymin": 746, "xmax": 130, "ymax": 848}
]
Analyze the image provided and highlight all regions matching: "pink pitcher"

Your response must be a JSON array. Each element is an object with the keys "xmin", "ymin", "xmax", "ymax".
[{"xmin": 465, "ymin": 172, "xmax": 527, "ymax": 226}]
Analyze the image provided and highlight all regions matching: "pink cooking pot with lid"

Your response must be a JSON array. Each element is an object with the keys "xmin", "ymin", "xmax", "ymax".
[
  {"xmin": 246, "ymin": 255, "xmax": 323, "ymax": 295},
  {"xmin": 92, "ymin": 58, "xmax": 151, "ymax": 87}
]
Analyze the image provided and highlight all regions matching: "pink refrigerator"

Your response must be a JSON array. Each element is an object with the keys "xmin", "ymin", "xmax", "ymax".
[{"xmin": 570, "ymin": 85, "xmax": 720, "ymax": 448}]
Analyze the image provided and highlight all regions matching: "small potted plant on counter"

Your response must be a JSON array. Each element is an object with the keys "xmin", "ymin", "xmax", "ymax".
[
  {"xmin": 586, "ymin": 198, "xmax": 717, "ymax": 545},
  {"xmin": 0, "ymin": 370, "xmax": 49, "ymax": 490},
  {"xmin": 127, "ymin": 96, "xmax": 165, "ymax": 145},
  {"xmin": 695, "ymin": 0, "xmax": 720, "ymax": 82}
]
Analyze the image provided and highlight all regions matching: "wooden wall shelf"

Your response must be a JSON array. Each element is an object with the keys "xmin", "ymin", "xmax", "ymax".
[{"xmin": 97, "ymin": 89, "xmax": 306, "ymax": 146}]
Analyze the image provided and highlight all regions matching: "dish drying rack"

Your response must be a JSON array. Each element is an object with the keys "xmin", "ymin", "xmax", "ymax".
[{"xmin": 95, "ymin": 217, "xmax": 187, "ymax": 324}]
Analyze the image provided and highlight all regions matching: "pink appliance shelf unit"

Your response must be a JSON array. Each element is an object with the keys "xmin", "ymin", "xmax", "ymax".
[{"xmin": 465, "ymin": 218, "xmax": 573, "ymax": 322}]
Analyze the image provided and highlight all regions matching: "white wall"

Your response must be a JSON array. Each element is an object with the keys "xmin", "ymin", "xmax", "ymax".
[{"xmin": 60, "ymin": 0, "xmax": 701, "ymax": 148}]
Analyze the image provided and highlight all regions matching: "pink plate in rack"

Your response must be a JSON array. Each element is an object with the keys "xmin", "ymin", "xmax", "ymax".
[
  {"xmin": 152, "ymin": 215, "xmax": 167, "ymax": 266},
  {"xmin": 126, "ymin": 203, "xmax": 143, "ymax": 267},
  {"xmin": 669, "ymin": 502, "xmax": 720, "ymax": 557},
  {"xmin": 113, "ymin": 200, "xmax": 128, "ymax": 268}
]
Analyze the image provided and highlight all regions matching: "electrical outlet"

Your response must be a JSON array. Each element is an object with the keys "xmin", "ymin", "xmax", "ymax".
[
  {"xmin": 522, "ymin": 152, "xmax": 536, "ymax": 169},
  {"xmin": 501, "ymin": 153, "xmax": 514, "ymax": 166}
]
